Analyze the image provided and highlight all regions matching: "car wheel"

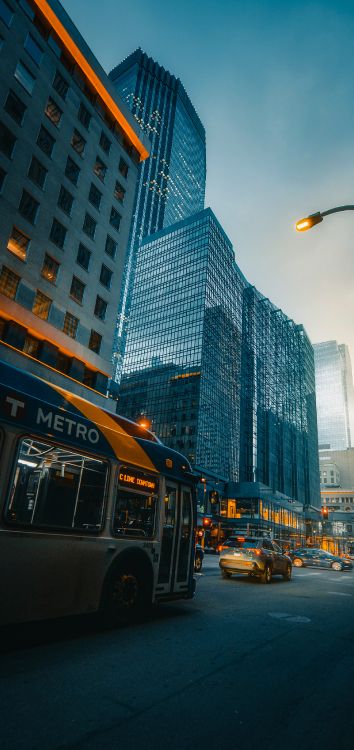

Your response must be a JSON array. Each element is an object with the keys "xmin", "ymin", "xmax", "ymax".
[
  {"xmin": 293, "ymin": 558, "xmax": 303, "ymax": 567},
  {"xmin": 331, "ymin": 561, "xmax": 343, "ymax": 571},
  {"xmin": 101, "ymin": 566, "xmax": 148, "ymax": 626},
  {"xmin": 194, "ymin": 555, "xmax": 203, "ymax": 573},
  {"xmin": 221, "ymin": 570, "xmax": 232, "ymax": 579},
  {"xmin": 261, "ymin": 564, "xmax": 272, "ymax": 583},
  {"xmin": 283, "ymin": 564, "xmax": 292, "ymax": 581}
]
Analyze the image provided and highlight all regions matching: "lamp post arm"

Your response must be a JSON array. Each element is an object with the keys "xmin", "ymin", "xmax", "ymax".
[{"xmin": 321, "ymin": 205, "xmax": 354, "ymax": 217}]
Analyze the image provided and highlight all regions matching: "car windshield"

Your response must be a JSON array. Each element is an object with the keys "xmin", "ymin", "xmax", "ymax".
[{"xmin": 225, "ymin": 539, "xmax": 260, "ymax": 549}]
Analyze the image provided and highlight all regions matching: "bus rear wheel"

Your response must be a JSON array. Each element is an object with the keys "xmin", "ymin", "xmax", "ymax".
[{"xmin": 101, "ymin": 566, "xmax": 148, "ymax": 626}]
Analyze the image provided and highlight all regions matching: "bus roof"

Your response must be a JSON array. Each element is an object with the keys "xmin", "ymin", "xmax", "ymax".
[{"xmin": 0, "ymin": 362, "xmax": 194, "ymax": 481}]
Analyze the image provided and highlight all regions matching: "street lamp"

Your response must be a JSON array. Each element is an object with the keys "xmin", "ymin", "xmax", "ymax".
[
  {"xmin": 295, "ymin": 205, "xmax": 354, "ymax": 232},
  {"xmin": 137, "ymin": 415, "xmax": 152, "ymax": 430}
]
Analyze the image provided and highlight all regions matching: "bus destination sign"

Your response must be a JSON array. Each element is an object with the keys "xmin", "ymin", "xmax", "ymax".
[{"xmin": 119, "ymin": 467, "xmax": 158, "ymax": 494}]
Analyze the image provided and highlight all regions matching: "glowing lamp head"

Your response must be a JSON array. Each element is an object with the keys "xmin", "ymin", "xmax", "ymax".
[
  {"xmin": 137, "ymin": 416, "xmax": 152, "ymax": 430},
  {"xmin": 296, "ymin": 212, "xmax": 323, "ymax": 232}
]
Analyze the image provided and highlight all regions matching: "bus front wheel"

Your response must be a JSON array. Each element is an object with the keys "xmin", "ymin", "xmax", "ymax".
[{"xmin": 101, "ymin": 564, "xmax": 150, "ymax": 626}]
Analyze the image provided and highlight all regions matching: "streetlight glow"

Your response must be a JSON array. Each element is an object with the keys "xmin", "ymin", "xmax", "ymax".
[
  {"xmin": 295, "ymin": 205, "xmax": 354, "ymax": 232},
  {"xmin": 295, "ymin": 212, "xmax": 323, "ymax": 232}
]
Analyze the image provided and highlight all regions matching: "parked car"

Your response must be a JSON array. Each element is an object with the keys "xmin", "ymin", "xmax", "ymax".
[
  {"xmin": 194, "ymin": 544, "xmax": 204, "ymax": 572},
  {"xmin": 289, "ymin": 548, "xmax": 353, "ymax": 571},
  {"xmin": 219, "ymin": 536, "xmax": 292, "ymax": 583}
]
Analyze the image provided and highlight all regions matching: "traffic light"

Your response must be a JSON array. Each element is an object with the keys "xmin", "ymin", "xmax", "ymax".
[
  {"xmin": 202, "ymin": 517, "xmax": 211, "ymax": 528},
  {"xmin": 321, "ymin": 506, "xmax": 328, "ymax": 519},
  {"xmin": 209, "ymin": 490, "xmax": 219, "ymax": 515}
]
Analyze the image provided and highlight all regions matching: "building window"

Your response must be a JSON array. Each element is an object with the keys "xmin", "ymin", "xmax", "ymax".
[
  {"xmin": 83, "ymin": 82, "xmax": 95, "ymax": 105},
  {"xmin": 109, "ymin": 206, "xmax": 121, "ymax": 231},
  {"xmin": 60, "ymin": 50, "xmax": 74, "ymax": 74},
  {"xmin": 83, "ymin": 212, "xmax": 96, "ymax": 239},
  {"xmin": 33, "ymin": 13, "xmax": 48, "ymax": 40},
  {"xmin": 119, "ymin": 157, "xmax": 128, "ymax": 178},
  {"xmin": 14, "ymin": 61, "xmax": 36, "ymax": 95},
  {"xmin": 28, "ymin": 155, "xmax": 47, "ymax": 189},
  {"xmin": 57, "ymin": 185, "xmax": 74, "ymax": 215},
  {"xmin": 89, "ymin": 330, "xmax": 102, "ymax": 354},
  {"xmin": 24, "ymin": 33, "xmax": 43, "ymax": 66},
  {"xmin": 0, "ymin": 120, "xmax": 16, "ymax": 158},
  {"xmin": 70, "ymin": 275, "xmax": 85, "ymax": 304},
  {"xmin": 114, "ymin": 180, "xmax": 125, "ymax": 204},
  {"xmin": 19, "ymin": 0, "xmax": 35, "ymax": 19},
  {"xmin": 93, "ymin": 155, "xmax": 106, "ymax": 182},
  {"xmin": 41, "ymin": 253, "xmax": 59, "ymax": 284},
  {"xmin": 99, "ymin": 131, "xmax": 111, "ymax": 154},
  {"xmin": 100, "ymin": 264, "xmax": 112, "ymax": 289},
  {"xmin": 94, "ymin": 295, "xmax": 107, "ymax": 321},
  {"xmin": 64, "ymin": 155, "xmax": 80, "ymax": 186},
  {"xmin": 48, "ymin": 33, "xmax": 61, "ymax": 57},
  {"xmin": 105, "ymin": 234, "xmax": 117, "ymax": 259},
  {"xmin": 7, "ymin": 226, "xmax": 30, "ymax": 261},
  {"xmin": 71, "ymin": 128, "xmax": 86, "ymax": 156},
  {"xmin": 37, "ymin": 125, "xmax": 55, "ymax": 157},
  {"xmin": 76, "ymin": 242, "xmax": 91, "ymax": 270},
  {"xmin": 23, "ymin": 333, "xmax": 40, "ymax": 357},
  {"xmin": 18, "ymin": 189, "xmax": 39, "ymax": 225},
  {"xmin": 0, "ymin": 166, "xmax": 6, "ymax": 191},
  {"xmin": 88, "ymin": 183, "xmax": 102, "ymax": 210},
  {"xmin": 0, "ymin": 0, "xmax": 13, "ymax": 26},
  {"xmin": 32, "ymin": 290, "xmax": 51, "ymax": 319},
  {"xmin": 0, "ymin": 266, "xmax": 20, "ymax": 299},
  {"xmin": 4, "ymin": 89, "xmax": 26, "ymax": 124},
  {"xmin": 45, "ymin": 96, "xmax": 62, "ymax": 127},
  {"xmin": 49, "ymin": 218, "xmax": 67, "ymax": 248},
  {"xmin": 57, "ymin": 351, "xmax": 71, "ymax": 374},
  {"xmin": 52, "ymin": 70, "xmax": 69, "ymax": 100},
  {"xmin": 78, "ymin": 102, "xmax": 91, "ymax": 129},
  {"xmin": 63, "ymin": 311, "xmax": 79, "ymax": 338}
]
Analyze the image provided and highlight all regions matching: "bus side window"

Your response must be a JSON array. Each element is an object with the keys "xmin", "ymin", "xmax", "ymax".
[
  {"xmin": 113, "ymin": 490, "xmax": 157, "ymax": 538},
  {"xmin": 6, "ymin": 437, "xmax": 107, "ymax": 532}
]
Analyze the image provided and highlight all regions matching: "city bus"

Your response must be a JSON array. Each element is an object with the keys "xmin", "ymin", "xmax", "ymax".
[{"xmin": 0, "ymin": 362, "xmax": 197, "ymax": 626}]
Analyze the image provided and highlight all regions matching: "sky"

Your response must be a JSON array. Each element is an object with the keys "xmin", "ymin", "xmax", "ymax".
[{"xmin": 63, "ymin": 0, "xmax": 354, "ymax": 362}]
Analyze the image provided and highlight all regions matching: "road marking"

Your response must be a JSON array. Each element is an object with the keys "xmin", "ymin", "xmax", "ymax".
[
  {"xmin": 268, "ymin": 612, "xmax": 311, "ymax": 623},
  {"xmin": 326, "ymin": 591, "xmax": 352, "ymax": 597},
  {"xmin": 293, "ymin": 567, "xmax": 321, "ymax": 578},
  {"xmin": 268, "ymin": 612, "xmax": 290, "ymax": 619},
  {"xmin": 294, "ymin": 571, "xmax": 321, "ymax": 576}
]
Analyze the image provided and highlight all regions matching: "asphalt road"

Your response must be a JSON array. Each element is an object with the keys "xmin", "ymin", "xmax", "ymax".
[{"xmin": 1, "ymin": 556, "xmax": 354, "ymax": 750}]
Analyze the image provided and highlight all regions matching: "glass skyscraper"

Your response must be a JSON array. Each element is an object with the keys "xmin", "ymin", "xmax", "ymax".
[
  {"xmin": 240, "ymin": 287, "xmax": 320, "ymax": 509},
  {"xmin": 118, "ymin": 208, "xmax": 320, "ymax": 509},
  {"xmin": 119, "ymin": 209, "xmax": 243, "ymax": 480},
  {"xmin": 314, "ymin": 341, "xmax": 354, "ymax": 450},
  {"xmin": 109, "ymin": 49, "xmax": 206, "ymax": 380}
]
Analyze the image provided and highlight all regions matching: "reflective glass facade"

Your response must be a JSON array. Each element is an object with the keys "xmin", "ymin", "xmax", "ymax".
[
  {"xmin": 119, "ymin": 210, "xmax": 242, "ymax": 479},
  {"xmin": 109, "ymin": 50, "xmax": 206, "ymax": 380},
  {"xmin": 314, "ymin": 341, "xmax": 354, "ymax": 450},
  {"xmin": 118, "ymin": 208, "xmax": 320, "ymax": 509},
  {"xmin": 240, "ymin": 287, "xmax": 320, "ymax": 509}
]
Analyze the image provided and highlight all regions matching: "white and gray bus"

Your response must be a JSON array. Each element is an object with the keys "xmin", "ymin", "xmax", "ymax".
[{"xmin": 0, "ymin": 362, "xmax": 197, "ymax": 626}]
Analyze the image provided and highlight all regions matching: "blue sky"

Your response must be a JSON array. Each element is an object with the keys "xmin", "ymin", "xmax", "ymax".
[{"xmin": 63, "ymin": 0, "xmax": 354, "ymax": 362}]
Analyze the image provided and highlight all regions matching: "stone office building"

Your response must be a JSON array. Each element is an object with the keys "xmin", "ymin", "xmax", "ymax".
[{"xmin": 0, "ymin": 0, "xmax": 148, "ymax": 403}]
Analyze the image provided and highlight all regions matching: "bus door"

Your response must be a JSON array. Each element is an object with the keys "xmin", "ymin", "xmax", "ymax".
[{"xmin": 157, "ymin": 483, "xmax": 194, "ymax": 595}]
